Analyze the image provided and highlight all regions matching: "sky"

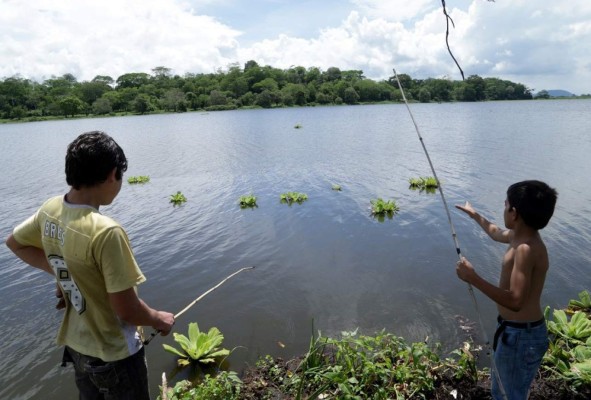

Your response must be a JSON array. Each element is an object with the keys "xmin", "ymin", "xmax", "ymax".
[{"xmin": 1, "ymin": 0, "xmax": 590, "ymax": 94}]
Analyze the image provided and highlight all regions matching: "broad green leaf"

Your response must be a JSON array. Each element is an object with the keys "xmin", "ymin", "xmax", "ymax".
[{"xmin": 163, "ymin": 343, "xmax": 187, "ymax": 358}]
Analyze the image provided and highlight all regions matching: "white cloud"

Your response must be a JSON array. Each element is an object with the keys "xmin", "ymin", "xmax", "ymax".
[{"xmin": 0, "ymin": 0, "xmax": 241, "ymax": 80}]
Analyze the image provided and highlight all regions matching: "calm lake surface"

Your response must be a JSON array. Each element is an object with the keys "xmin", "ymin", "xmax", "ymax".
[{"xmin": 1, "ymin": 100, "xmax": 590, "ymax": 399}]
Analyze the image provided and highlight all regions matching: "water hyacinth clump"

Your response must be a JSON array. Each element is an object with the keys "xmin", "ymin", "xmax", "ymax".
[
  {"xmin": 127, "ymin": 175, "xmax": 150, "ymax": 184},
  {"xmin": 170, "ymin": 191, "xmax": 187, "ymax": 206},
  {"xmin": 239, "ymin": 194, "xmax": 257, "ymax": 208},
  {"xmin": 409, "ymin": 176, "xmax": 438, "ymax": 191},
  {"xmin": 280, "ymin": 192, "xmax": 308, "ymax": 205},
  {"xmin": 370, "ymin": 198, "xmax": 399, "ymax": 215}
]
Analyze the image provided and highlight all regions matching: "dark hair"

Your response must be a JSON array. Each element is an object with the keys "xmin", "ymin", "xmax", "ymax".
[
  {"xmin": 65, "ymin": 131, "xmax": 128, "ymax": 189},
  {"xmin": 506, "ymin": 180, "xmax": 557, "ymax": 230}
]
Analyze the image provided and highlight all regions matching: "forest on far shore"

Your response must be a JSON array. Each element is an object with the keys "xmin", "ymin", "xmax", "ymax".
[{"xmin": 0, "ymin": 61, "xmax": 560, "ymax": 121}]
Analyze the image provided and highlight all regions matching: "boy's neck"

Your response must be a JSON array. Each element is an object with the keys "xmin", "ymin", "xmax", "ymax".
[
  {"xmin": 66, "ymin": 188, "xmax": 102, "ymax": 210},
  {"xmin": 511, "ymin": 220, "xmax": 538, "ymax": 241}
]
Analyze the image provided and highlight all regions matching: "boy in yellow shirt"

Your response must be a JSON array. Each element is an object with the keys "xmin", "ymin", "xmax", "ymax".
[{"xmin": 6, "ymin": 131, "xmax": 174, "ymax": 399}]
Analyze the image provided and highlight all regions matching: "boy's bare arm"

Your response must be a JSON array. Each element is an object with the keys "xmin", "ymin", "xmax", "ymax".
[
  {"xmin": 109, "ymin": 288, "xmax": 175, "ymax": 335},
  {"xmin": 455, "ymin": 201, "xmax": 511, "ymax": 243},
  {"xmin": 5, "ymin": 234, "xmax": 53, "ymax": 275},
  {"xmin": 456, "ymin": 245, "xmax": 533, "ymax": 312}
]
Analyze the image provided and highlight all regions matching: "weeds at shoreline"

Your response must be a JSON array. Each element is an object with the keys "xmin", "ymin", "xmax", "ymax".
[{"xmin": 158, "ymin": 291, "xmax": 591, "ymax": 399}]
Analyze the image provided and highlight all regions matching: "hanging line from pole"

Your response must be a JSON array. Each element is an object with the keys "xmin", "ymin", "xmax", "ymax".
[{"xmin": 391, "ymin": 68, "xmax": 507, "ymax": 400}]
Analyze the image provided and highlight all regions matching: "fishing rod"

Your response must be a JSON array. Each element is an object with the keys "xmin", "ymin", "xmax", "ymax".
[
  {"xmin": 144, "ymin": 266, "xmax": 255, "ymax": 345},
  {"xmin": 391, "ymin": 68, "xmax": 507, "ymax": 400}
]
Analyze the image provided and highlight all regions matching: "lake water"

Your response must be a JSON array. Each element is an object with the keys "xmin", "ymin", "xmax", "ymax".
[{"xmin": 0, "ymin": 100, "xmax": 590, "ymax": 399}]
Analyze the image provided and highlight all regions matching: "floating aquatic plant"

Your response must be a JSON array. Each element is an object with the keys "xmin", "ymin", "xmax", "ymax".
[
  {"xmin": 280, "ymin": 192, "xmax": 308, "ymax": 205},
  {"xmin": 170, "ymin": 191, "xmax": 187, "ymax": 206},
  {"xmin": 127, "ymin": 175, "xmax": 150, "ymax": 184},
  {"xmin": 370, "ymin": 198, "xmax": 400, "ymax": 215},
  {"xmin": 162, "ymin": 322, "xmax": 230, "ymax": 367},
  {"xmin": 409, "ymin": 176, "xmax": 438, "ymax": 192},
  {"xmin": 239, "ymin": 194, "xmax": 258, "ymax": 208},
  {"xmin": 294, "ymin": 123, "xmax": 302, "ymax": 129},
  {"xmin": 332, "ymin": 184, "xmax": 342, "ymax": 191}
]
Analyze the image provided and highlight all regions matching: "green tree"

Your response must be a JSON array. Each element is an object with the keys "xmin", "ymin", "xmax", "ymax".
[
  {"xmin": 116, "ymin": 73, "xmax": 150, "ymax": 89},
  {"xmin": 132, "ymin": 93, "xmax": 153, "ymax": 114},
  {"xmin": 59, "ymin": 96, "xmax": 84, "ymax": 117},
  {"xmin": 256, "ymin": 90, "xmax": 273, "ymax": 108},
  {"xmin": 77, "ymin": 81, "xmax": 111, "ymax": 106},
  {"xmin": 418, "ymin": 88, "xmax": 431, "ymax": 103},
  {"xmin": 161, "ymin": 88, "xmax": 186, "ymax": 111},
  {"xmin": 91, "ymin": 75, "xmax": 115, "ymax": 87},
  {"xmin": 282, "ymin": 83, "xmax": 307, "ymax": 106},
  {"xmin": 466, "ymin": 75, "xmax": 486, "ymax": 101},
  {"xmin": 343, "ymin": 87, "xmax": 360, "ymax": 104},
  {"xmin": 252, "ymin": 78, "xmax": 279, "ymax": 93},
  {"xmin": 535, "ymin": 90, "xmax": 550, "ymax": 99},
  {"xmin": 209, "ymin": 90, "xmax": 228, "ymax": 106},
  {"xmin": 92, "ymin": 98, "xmax": 112, "ymax": 114}
]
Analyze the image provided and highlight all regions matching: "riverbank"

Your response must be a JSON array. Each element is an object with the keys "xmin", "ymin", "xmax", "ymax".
[{"xmin": 158, "ymin": 291, "xmax": 591, "ymax": 399}]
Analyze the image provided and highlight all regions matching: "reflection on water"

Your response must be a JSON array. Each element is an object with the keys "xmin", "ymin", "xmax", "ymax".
[{"xmin": 0, "ymin": 100, "xmax": 590, "ymax": 399}]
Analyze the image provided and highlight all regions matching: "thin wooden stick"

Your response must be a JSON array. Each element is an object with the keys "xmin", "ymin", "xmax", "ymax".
[{"xmin": 143, "ymin": 266, "xmax": 255, "ymax": 345}]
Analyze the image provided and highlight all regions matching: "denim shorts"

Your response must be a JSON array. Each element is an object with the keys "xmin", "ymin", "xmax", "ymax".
[
  {"xmin": 63, "ymin": 346, "xmax": 150, "ymax": 400},
  {"xmin": 491, "ymin": 318, "xmax": 548, "ymax": 400}
]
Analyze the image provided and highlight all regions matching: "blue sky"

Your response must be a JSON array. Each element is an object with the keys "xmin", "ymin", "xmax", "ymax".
[{"xmin": 1, "ymin": 0, "xmax": 590, "ymax": 94}]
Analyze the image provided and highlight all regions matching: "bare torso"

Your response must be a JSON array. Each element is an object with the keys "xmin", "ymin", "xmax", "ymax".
[{"xmin": 498, "ymin": 233, "xmax": 548, "ymax": 321}]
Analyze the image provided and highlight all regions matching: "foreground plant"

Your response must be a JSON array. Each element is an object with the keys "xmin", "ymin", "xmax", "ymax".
[
  {"xmin": 238, "ymin": 194, "xmax": 257, "ymax": 208},
  {"xmin": 127, "ymin": 175, "xmax": 150, "ymax": 184},
  {"xmin": 280, "ymin": 192, "xmax": 308, "ymax": 205},
  {"xmin": 163, "ymin": 322, "xmax": 230, "ymax": 366},
  {"xmin": 568, "ymin": 290, "xmax": 591, "ymax": 313},
  {"xmin": 170, "ymin": 191, "xmax": 187, "ymax": 206},
  {"xmin": 542, "ymin": 293, "xmax": 591, "ymax": 391},
  {"xmin": 158, "ymin": 371, "xmax": 241, "ymax": 400}
]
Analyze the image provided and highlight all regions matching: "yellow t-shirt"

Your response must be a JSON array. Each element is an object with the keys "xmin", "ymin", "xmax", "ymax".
[{"xmin": 13, "ymin": 195, "xmax": 146, "ymax": 362}]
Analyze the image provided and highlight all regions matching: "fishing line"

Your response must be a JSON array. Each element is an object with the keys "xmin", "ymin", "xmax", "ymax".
[
  {"xmin": 391, "ymin": 68, "xmax": 507, "ymax": 400},
  {"xmin": 143, "ymin": 266, "xmax": 255, "ymax": 345}
]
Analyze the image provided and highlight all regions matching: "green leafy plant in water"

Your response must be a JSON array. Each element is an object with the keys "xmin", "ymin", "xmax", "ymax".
[
  {"xmin": 294, "ymin": 123, "xmax": 302, "ymax": 129},
  {"xmin": 543, "ymin": 302, "xmax": 591, "ymax": 389},
  {"xmin": 546, "ymin": 309, "xmax": 591, "ymax": 342},
  {"xmin": 331, "ymin": 184, "xmax": 342, "ymax": 191},
  {"xmin": 280, "ymin": 192, "xmax": 308, "ymax": 205},
  {"xmin": 409, "ymin": 176, "xmax": 438, "ymax": 192},
  {"xmin": 568, "ymin": 290, "xmax": 591, "ymax": 313},
  {"xmin": 127, "ymin": 175, "xmax": 150, "ymax": 184},
  {"xmin": 239, "ymin": 194, "xmax": 257, "ymax": 208},
  {"xmin": 170, "ymin": 191, "xmax": 187, "ymax": 206},
  {"xmin": 370, "ymin": 198, "xmax": 399, "ymax": 215},
  {"xmin": 163, "ymin": 322, "xmax": 230, "ymax": 366}
]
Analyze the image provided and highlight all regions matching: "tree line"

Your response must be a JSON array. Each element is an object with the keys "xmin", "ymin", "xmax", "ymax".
[{"xmin": 0, "ymin": 61, "xmax": 534, "ymax": 121}]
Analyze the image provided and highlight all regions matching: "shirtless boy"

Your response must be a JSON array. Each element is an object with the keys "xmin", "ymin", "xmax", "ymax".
[{"xmin": 455, "ymin": 180, "xmax": 557, "ymax": 400}]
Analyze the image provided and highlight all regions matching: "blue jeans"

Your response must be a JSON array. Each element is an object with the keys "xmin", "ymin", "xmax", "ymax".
[
  {"xmin": 63, "ymin": 346, "xmax": 150, "ymax": 400},
  {"xmin": 491, "ymin": 319, "xmax": 549, "ymax": 400}
]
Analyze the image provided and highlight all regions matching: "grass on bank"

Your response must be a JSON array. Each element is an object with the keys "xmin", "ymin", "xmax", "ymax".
[{"xmin": 157, "ymin": 291, "xmax": 591, "ymax": 399}]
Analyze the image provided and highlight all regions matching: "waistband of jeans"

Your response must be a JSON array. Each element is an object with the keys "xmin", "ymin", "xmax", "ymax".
[{"xmin": 497, "ymin": 315, "xmax": 545, "ymax": 329}]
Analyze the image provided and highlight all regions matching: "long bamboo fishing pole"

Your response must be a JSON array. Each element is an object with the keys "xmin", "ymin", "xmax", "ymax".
[
  {"xmin": 143, "ymin": 266, "xmax": 255, "ymax": 345},
  {"xmin": 391, "ymin": 68, "xmax": 507, "ymax": 400}
]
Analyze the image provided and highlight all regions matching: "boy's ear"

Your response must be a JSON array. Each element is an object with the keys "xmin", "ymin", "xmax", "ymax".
[
  {"xmin": 510, "ymin": 207, "xmax": 519, "ymax": 222},
  {"xmin": 107, "ymin": 167, "xmax": 118, "ymax": 181}
]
